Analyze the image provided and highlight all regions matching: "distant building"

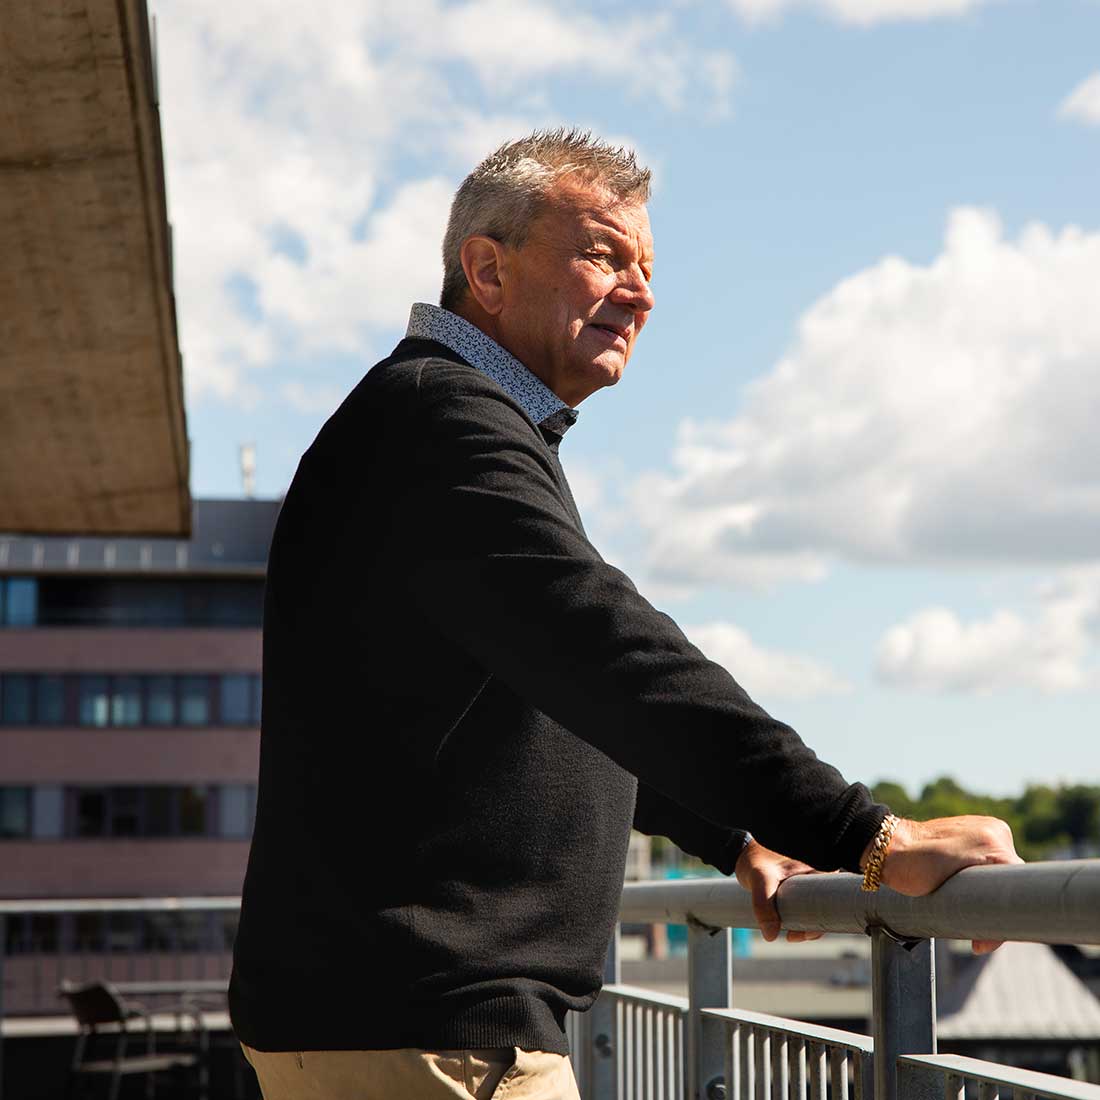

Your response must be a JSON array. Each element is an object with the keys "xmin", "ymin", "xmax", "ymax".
[{"xmin": 0, "ymin": 499, "xmax": 277, "ymax": 1012}]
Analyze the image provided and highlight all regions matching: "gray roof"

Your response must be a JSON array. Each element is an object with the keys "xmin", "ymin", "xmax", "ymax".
[
  {"xmin": 0, "ymin": 499, "xmax": 280, "ymax": 576},
  {"xmin": 938, "ymin": 942, "xmax": 1100, "ymax": 1040}
]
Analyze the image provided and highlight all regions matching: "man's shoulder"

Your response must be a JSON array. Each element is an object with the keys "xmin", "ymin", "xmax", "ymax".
[
  {"xmin": 366, "ymin": 339, "xmax": 534, "ymax": 431},
  {"xmin": 362, "ymin": 338, "xmax": 497, "ymax": 401}
]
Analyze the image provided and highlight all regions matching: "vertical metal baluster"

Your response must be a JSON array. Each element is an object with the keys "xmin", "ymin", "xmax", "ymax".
[
  {"xmin": 655, "ymin": 1007, "xmax": 664, "ymax": 1095},
  {"xmin": 772, "ymin": 1034, "xmax": 788, "ymax": 1100},
  {"xmin": 855, "ymin": 1050, "xmax": 874, "ymax": 1100},
  {"xmin": 978, "ymin": 1083, "xmax": 998, "ymax": 1100},
  {"xmin": 668, "ymin": 1007, "xmax": 677, "ymax": 1100},
  {"xmin": 645, "ymin": 1005, "xmax": 654, "ymax": 1100},
  {"xmin": 729, "ymin": 1021, "xmax": 741, "ymax": 1100},
  {"xmin": 791, "ymin": 1038, "xmax": 807, "ymax": 1100},
  {"xmin": 624, "ymin": 1002, "xmax": 634, "ymax": 1100},
  {"xmin": 629, "ymin": 1002, "xmax": 636, "ymax": 1100},
  {"xmin": 617, "ymin": 1000, "xmax": 626, "ymax": 1100},
  {"xmin": 755, "ymin": 1031, "xmax": 771, "ymax": 1100},
  {"xmin": 807, "ymin": 1042, "xmax": 825, "ymax": 1100},
  {"xmin": 946, "ymin": 1074, "xmax": 965, "ymax": 1100},
  {"xmin": 742, "ymin": 1026, "xmax": 755, "ymax": 1100},
  {"xmin": 829, "ymin": 1046, "xmax": 847, "ymax": 1100}
]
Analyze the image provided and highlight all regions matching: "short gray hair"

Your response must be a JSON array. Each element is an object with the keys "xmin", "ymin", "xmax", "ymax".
[{"xmin": 440, "ymin": 127, "xmax": 652, "ymax": 310}]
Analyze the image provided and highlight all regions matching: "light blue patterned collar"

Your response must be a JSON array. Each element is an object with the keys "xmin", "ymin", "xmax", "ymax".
[{"xmin": 406, "ymin": 303, "xmax": 578, "ymax": 435}]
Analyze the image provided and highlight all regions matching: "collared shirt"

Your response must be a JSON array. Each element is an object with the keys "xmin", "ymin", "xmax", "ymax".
[{"xmin": 406, "ymin": 303, "xmax": 578, "ymax": 438}]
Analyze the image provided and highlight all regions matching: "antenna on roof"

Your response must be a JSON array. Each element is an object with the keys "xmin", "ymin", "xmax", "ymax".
[{"xmin": 240, "ymin": 443, "xmax": 257, "ymax": 499}]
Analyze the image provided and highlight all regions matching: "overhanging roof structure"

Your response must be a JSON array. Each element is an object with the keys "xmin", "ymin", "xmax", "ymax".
[
  {"xmin": 939, "ymin": 941, "xmax": 1100, "ymax": 1040},
  {"xmin": 0, "ymin": 0, "xmax": 191, "ymax": 536}
]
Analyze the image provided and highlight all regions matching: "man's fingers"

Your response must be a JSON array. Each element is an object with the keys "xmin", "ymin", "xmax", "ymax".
[
  {"xmin": 786, "ymin": 930, "xmax": 824, "ymax": 943},
  {"xmin": 751, "ymin": 875, "xmax": 781, "ymax": 941},
  {"xmin": 972, "ymin": 939, "xmax": 1003, "ymax": 954}
]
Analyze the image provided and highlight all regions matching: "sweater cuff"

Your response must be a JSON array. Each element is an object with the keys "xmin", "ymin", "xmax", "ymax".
[
  {"xmin": 713, "ymin": 829, "xmax": 754, "ymax": 876},
  {"xmin": 833, "ymin": 797, "xmax": 891, "ymax": 873}
]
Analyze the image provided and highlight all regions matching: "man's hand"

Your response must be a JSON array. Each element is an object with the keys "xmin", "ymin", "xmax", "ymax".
[
  {"xmin": 870, "ymin": 815, "xmax": 1024, "ymax": 954},
  {"xmin": 735, "ymin": 838, "xmax": 827, "ymax": 943}
]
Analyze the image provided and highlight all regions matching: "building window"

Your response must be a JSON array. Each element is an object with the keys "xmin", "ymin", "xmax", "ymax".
[
  {"xmin": 78, "ymin": 676, "xmax": 110, "ymax": 727},
  {"xmin": 1, "ymin": 578, "xmax": 38, "ymax": 626},
  {"xmin": 1, "ymin": 675, "xmax": 32, "ymax": 725},
  {"xmin": 35, "ymin": 676, "xmax": 66, "ymax": 725},
  {"xmin": 219, "ymin": 675, "xmax": 252, "ymax": 725},
  {"xmin": 109, "ymin": 787, "xmax": 143, "ymax": 836},
  {"xmin": 0, "ymin": 674, "xmax": 262, "ymax": 729},
  {"xmin": 56, "ymin": 785, "xmax": 241, "ymax": 839},
  {"xmin": 146, "ymin": 676, "xmax": 176, "ymax": 725},
  {"xmin": 75, "ymin": 790, "xmax": 108, "ymax": 836},
  {"xmin": 146, "ymin": 787, "xmax": 175, "ymax": 835},
  {"xmin": 0, "ymin": 788, "xmax": 32, "ymax": 838},
  {"xmin": 218, "ymin": 785, "xmax": 253, "ymax": 838},
  {"xmin": 73, "ymin": 913, "xmax": 105, "ymax": 952},
  {"xmin": 32, "ymin": 786, "xmax": 64, "ymax": 838},
  {"xmin": 179, "ymin": 676, "xmax": 210, "ymax": 726},
  {"xmin": 179, "ymin": 785, "xmax": 208, "ymax": 835},
  {"xmin": 110, "ymin": 677, "xmax": 142, "ymax": 727}
]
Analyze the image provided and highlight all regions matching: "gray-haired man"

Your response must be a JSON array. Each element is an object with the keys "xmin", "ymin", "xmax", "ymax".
[{"xmin": 230, "ymin": 130, "xmax": 1019, "ymax": 1099}]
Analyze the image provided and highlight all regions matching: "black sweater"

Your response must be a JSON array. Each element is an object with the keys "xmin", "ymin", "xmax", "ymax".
[{"xmin": 228, "ymin": 338, "xmax": 888, "ymax": 1054}]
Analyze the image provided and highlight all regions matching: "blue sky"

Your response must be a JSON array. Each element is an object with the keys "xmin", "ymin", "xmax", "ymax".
[{"xmin": 158, "ymin": 0, "xmax": 1100, "ymax": 797}]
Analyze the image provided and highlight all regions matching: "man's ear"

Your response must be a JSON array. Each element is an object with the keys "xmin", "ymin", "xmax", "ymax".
[{"xmin": 460, "ymin": 236, "xmax": 507, "ymax": 316}]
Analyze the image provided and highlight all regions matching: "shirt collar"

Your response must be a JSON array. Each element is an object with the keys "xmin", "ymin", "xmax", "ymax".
[{"xmin": 406, "ymin": 303, "xmax": 578, "ymax": 435}]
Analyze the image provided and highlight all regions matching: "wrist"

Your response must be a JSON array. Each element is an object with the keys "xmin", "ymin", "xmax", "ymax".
[{"xmin": 860, "ymin": 814, "xmax": 907, "ymax": 891}]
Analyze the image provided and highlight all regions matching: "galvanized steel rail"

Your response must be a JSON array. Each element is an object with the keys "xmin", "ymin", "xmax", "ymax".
[
  {"xmin": 574, "ymin": 861, "xmax": 1100, "ymax": 1100},
  {"xmin": 617, "ymin": 861, "xmax": 1100, "ymax": 945}
]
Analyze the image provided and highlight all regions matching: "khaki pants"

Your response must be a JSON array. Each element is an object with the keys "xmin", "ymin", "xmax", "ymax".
[{"xmin": 240, "ymin": 1043, "xmax": 582, "ymax": 1099}]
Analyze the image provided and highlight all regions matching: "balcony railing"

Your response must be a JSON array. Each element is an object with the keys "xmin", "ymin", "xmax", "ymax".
[
  {"xmin": 567, "ymin": 860, "xmax": 1100, "ymax": 1100},
  {"xmin": 1, "ymin": 861, "xmax": 1098, "ymax": 1100}
]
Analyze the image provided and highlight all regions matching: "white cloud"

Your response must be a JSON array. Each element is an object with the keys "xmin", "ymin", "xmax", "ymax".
[
  {"xmin": 684, "ymin": 621, "xmax": 851, "ymax": 699},
  {"xmin": 153, "ymin": 0, "xmax": 734, "ymax": 405},
  {"xmin": 1058, "ymin": 72, "xmax": 1100, "ymax": 127},
  {"xmin": 280, "ymin": 382, "xmax": 347, "ymax": 416},
  {"xmin": 876, "ymin": 569, "xmax": 1100, "ymax": 694},
  {"xmin": 725, "ymin": 0, "xmax": 997, "ymax": 24},
  {"xmin": 632, "ymin": 208, "xmax": 1100, "ymax": 588}
]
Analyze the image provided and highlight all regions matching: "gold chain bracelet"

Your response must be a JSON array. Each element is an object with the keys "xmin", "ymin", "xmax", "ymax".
[{"xmin": 861, "ymin": 813, "xmax": 901, "ymax": 892}]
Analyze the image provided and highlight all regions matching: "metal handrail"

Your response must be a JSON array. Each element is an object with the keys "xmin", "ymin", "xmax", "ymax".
[
  {"xmin": 0, "ymin": 897, "xmax": 240, "ymax": 915},
  {"xmin": 620, "ymin": 860, "xmax": 1100, "ymax": 944}
]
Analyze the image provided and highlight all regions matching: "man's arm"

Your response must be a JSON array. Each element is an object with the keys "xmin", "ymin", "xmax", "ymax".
[
  {"xmin": 632, "ymin": 780, "xmax": 752, "ymax": 874},
  {"xmin": 397, "ymin": 363, "xmax": 886, "ymax": 872}
]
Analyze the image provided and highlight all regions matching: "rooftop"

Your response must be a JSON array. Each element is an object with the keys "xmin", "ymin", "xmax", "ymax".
[{"xmin": 0, "ymin": 499, "xmax": 280, "ymax": 577}]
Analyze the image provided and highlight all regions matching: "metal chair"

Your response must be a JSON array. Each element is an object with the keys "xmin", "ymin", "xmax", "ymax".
[{"xmin": 59, "ymin": 980, "xmax": 208, "ymax": 1100}]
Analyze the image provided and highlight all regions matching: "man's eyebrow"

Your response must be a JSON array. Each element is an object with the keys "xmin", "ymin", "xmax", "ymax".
[{"xmin": 581, "ymin": 224, "xmax": 655, "ymax": 263}]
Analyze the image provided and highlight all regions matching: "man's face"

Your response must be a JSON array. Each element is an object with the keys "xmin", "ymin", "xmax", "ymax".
[{"xmin": 496, "ymin": 178, "xmax": 655, "ymax": 407}]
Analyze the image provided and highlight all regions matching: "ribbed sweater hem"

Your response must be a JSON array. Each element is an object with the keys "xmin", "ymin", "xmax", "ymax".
[{"xmin": 231, "ymin": 993, "xmax": 571, "ymax": 1055}]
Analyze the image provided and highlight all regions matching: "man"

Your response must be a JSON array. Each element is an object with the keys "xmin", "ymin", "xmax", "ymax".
[{"xmin": 229, "ymin": 130, "xmax": 1019, "ymax": 1099}]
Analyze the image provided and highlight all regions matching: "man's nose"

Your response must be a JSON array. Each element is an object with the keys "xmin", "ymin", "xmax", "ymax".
[{"xmin": 613, "ymin": 265, "xmax": 655, "ymax": 316}]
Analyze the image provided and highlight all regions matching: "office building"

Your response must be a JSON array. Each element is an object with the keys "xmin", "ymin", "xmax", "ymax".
[{"xmin": 0, "ymin": 499, "xmax": 277, "ymax": 1007}]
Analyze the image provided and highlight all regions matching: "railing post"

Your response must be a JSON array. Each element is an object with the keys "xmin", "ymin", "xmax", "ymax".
[
  {"xmin": 586, "ymin": 924, "xmax": 621, "ymax": 1100},
  {"xmin": 688, "ymin": 917, "xmax": 731, "ymax": 1100},
  {"xmin": 871, "ymin": 931, "xmax": 936, "ymax": 1100}
]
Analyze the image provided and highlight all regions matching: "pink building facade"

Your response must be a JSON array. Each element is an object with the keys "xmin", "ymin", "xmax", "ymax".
[{"xmin": 0, "ymin": 500, "xmax": 276, "ymax": 1004}]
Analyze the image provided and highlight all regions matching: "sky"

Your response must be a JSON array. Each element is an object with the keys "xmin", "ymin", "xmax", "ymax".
[{"xmin": 155, "ymin": 0, "xmax": 1100, "ymax": 798}]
